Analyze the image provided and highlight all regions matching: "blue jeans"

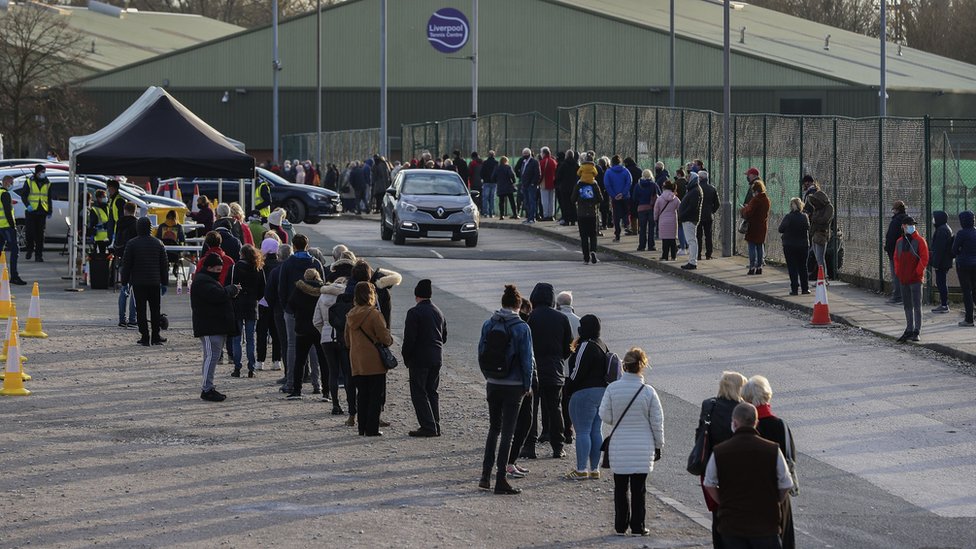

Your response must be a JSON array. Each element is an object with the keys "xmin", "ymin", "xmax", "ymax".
[
  {"xmin": 935, "ymin": 268, "xmax": 949, "ymax": 307},
  {"xmin": 231, "ymin": 318, "xmax": 257, "ymax": 371},
  {"xmin": 748, "ymin": 242, "xmax": 765, "ymax": 269},
  {"xmin": 524, "ymin": 184, "xmax": 539, "ymax": 221},
  {"xmin": 0, "ymin": 227, "xmax": 18, "ymax": 279},
  {"xmin": 118, "ymin": 284, "xmax": 136, "ymax": 324},
  {"xmin": 482, "ymin": 183, "xmax": 497, "ymax": 217},
  {"xmin": 678, "ymin": 221, "xmax": 688, "ymax": 249},
  {"xmin": 569, "ymin": 387, "xmax": 605, "ymax": 472}
]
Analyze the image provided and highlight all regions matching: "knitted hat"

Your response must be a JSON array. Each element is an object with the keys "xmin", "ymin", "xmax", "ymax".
[
  {"xmin": 260, "ymin": 238, "xmax": 279, "ymax": 256},
  {"xmin": 744, "ymin": 167, "xmax": 760, "ymax": 177},
  {"xmin": 902, "ymin": 216, "xmax": 917, "ymax": 225},
  {"xmin": 415, "ymin": 279, "xmax": 432, "ymax": 299},
  {"xmin": 579, "ymin": 314, "xmax": 601, "ymax": 340},
  {"xmin": 269, "ymin": 209, "xmax": 285, "ymax": 226}
]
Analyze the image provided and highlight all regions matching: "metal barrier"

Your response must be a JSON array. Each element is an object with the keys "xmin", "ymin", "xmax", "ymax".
[
  {"xmin": 281, "ymin": 128, "xmax": 381, "ymax": 168},
  {"xmin": 401, "ymin": 112, "xmax": 562, "ymax": 160}
]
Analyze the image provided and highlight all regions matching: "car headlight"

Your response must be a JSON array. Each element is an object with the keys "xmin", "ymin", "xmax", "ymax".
[
  {"xmin": 401, "ymin": 202, "xmax": 418, "ymax": 213},
  {"xmin": 463, "ymin": 204, "xmax": 477, "ymax": 215},
  {"xmin": 308, "ymin": 193, "xmax": 328, "ymax": 201}
]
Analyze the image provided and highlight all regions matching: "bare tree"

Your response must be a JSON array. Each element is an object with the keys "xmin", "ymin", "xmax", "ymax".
[{"xmin": 0, "ymin": 4, "xmax": 87, "ymax": 157}]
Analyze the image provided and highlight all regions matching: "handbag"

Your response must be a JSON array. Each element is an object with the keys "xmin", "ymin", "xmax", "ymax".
[
  {"xmin": 600, "ymin": 385, "xmax": 646, "ymax": 469},
  {"xmin": 784, "ymin": 423, "xmax": 799, "ymax": 497},
  {"xmin": 359, "ymin": 326, "xmax": 398, "ymax": 370},
  {"xmin": 686, "ymin": 398, "xmax": 717, "ymax": 475},
  {"xmin": 737, "ymin": 217, "xmax": 750, "ymax": 235}
]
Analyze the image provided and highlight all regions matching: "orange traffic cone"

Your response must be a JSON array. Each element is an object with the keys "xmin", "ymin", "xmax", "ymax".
[
  {"xmin": 0, "ymin": 267, "xmax": 10, "ymax": 320},
  {"xmin": 191, "ymin": 184, "xmax": 200, "ymax": 213},
  {"xmin": 0, "ymin": 318, "xmax": 29, "ymax": 396},
  {"xmin": 810, "ymin": 265, "xmax": 832, "ymax": 327},
  {"xmin": 0, "ymin": 304, "xmax": 28, "ymax": 381},
  {"xmin": 20, "ymin": 283, "xmax": 47, "ymax": 338}
]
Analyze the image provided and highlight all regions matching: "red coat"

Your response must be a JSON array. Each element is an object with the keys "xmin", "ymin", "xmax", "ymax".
[
  {"xmin": 195, "ymin": 247, "xmax": 235, "ymax": 286},
  {"xmin": 740, "ymin": 192, "xmax": 771, "ymax": 244},
  {"xmin": 894, "ymin": 232, "xmax": 929, "ymax": 284},
  {"xmin": 540, "ymin": 155, "xmax": 557, "ymax": 190}
]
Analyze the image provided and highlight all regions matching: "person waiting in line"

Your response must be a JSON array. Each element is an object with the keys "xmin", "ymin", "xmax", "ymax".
[
  {"xmin": 953, "ymin": 211, "xmax": 976, "ymax": 328},
  {"xmin": 654, "ymin": 180, "xmax": 680, "ymax": 262},
  {"xmin": 313, "ymin": 275, "xmax": 356, "ymax": 416},
  {"xmin": 286, "ymin": 268, "xmax": 326, "ymax": 399},
  {"xmin": 230, "ymin": 202, "xmax": 254, "ymax": 246},
  {"xmin": 572, "ymin": 155, "xmax": 604, "ymax": 265},
  {"xmin": 112, "ymin": 202, "xmax": 139, "ymax": 327},
  {"xmin": 884, "ymin": 200, "xmax": 910, "ymax": 304},
  {"xmin": 929, "ymin": 211, "xmax": 954, "ymax": 314},
  {"xmin": 345, "ymin": 281, "xmax": 394, "ymax": 436},
  {"xmin": 120, "ymin": 217, "xmax": 168, "ymax": 347},
  {"xmin": 0, "ymin": 176, "xmax": 26, "ymax": 285},
  {"xmin": 256, "ymin": 238, "xmax": 282, "ymax": 371},
  {"xmin": 87, "ymin": 190, "xmax": 112, "ymax": 255},
  {"xmin": 402, "ymin": 279, "xmax": 447, "ymax": 438},
  {"xmin": 741, "ymin": 179, "xmax": 771, "ymax": 276},
  {"xmin": 231, "ymin": 244, "xmax": 265, "ymax": 379},
  {"xmin": 564, "ymin": 314, "xmax": 611, "ymax": 481},
  {"xmin": 192, "ymin": 253, "xmax": 241, "ymax": 402},
  {"xmin": 779, "ymin": 198, "xmax": 811, "ymax": 296},
  {"xmin": 493, "ymin": 156, "xmax": 518, "ymax": 220},
  {"xmin": 634, "ymin": 169, "xmax": 660, "ymax": 253},
  {"xmin": 188, "ymin": 195, "xmax": 215, "ymax": 237},
  {"xmin": 893, "ymin": 216, "xmax": 929, "ymax": 343}
]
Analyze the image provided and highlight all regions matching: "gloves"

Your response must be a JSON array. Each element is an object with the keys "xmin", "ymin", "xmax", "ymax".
[
  {"xmin": 160, "ymin": 284, "xmax": 167, "ymax": 296},
  {"xmin": 654, "ymin": 448, "xmax": 662, "ymax": 462}
]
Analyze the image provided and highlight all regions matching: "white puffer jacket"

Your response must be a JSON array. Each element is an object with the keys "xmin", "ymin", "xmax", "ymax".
[
  {"xmin": 599, "ymin": 372, "xmax": 665, "ymax": 475},
  {"xmin": 312, "ymin": 278, "xmax": 347, "ymax": 344}
]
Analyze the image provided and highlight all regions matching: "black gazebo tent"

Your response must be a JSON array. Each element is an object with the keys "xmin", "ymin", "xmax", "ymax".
[{"xmin": 67, "ymin": 87, "xmax": 255, "ymax": 288}]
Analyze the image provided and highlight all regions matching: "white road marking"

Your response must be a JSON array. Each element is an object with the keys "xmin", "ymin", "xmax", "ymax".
[{"xmin": 429, "ymin": 249, "xmax": 444, "ymax": 259}]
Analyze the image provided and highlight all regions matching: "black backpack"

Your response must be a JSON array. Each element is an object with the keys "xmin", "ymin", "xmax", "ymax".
[
  {"xmin": 479, "ymin": 317, "xmax": 518, "ymax": 379},
  {"xmin": 328, "ymin": 293, "xmax": 355, "ymax": 348}
]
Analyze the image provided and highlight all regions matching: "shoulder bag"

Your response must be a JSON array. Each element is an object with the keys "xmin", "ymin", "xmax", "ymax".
[
  {"xmin": 784, "ymin": 421, "xmax": 799, "ymax": 497},
  {"xmin": 686, "ymin": 398, "xmax": 717, "ymax": 475},
  {"xmin": 359, "ymin": 326, "xmax": 398, "ymax": 370},
  {"xmin": 600, "ymin": 384, "xmax": 646, "ymax": 469}
]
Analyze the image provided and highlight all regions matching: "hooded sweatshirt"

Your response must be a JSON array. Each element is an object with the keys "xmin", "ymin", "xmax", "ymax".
[
  {"xmin": 479, "ymin": 309, "xmax": 534, "ymax": 391},
  {"xmin": 120, "ymin": 217, "xmax": 168, "ymax": 286},
  {"xmin": 577, "ymin": 161, "xmax": 598, "ymax": 184},
  {"xmin": 930, "ymin": 211, "xmax": 954, "ymax": 271},
  {"xmin": 954, "ymin": 211, "xmax": 976, "ymax": 269},
  {"xmin": 289, "ymin": 278, "xmax": 324, "ymax": 336},
  {"xmin": 677, "ymin": 175, "xmax": 703, "ymax": 225},
  {"xmin": 604, "ymin": 164, "xmax": 633, "ymax": 200},
  {"xmin": 634, "ymin": 178, "xmax": 660, "ymax": 212},
  {"xmin": 526, "ymin": 283, "xmax": 573, "ymax": 386}
]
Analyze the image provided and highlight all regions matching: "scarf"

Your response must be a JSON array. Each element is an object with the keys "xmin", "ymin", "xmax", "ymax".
[{"xmin": 756, "ymin": 403, "xmax": 774, "ymax": 420}]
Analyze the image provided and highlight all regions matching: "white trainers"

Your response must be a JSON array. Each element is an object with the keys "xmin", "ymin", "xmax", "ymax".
[
  {"xmin": 255, "ymin": 362, "xmax": 264, "ymax": 371},
  {"xmin": 271, "ymin": 361, "xmax": 282, "ymax": 370}
]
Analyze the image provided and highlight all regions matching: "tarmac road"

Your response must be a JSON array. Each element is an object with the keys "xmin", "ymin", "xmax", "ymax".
[{"xmin": 306, "ymin": 218, "xmax": 976, "ymax": 549}]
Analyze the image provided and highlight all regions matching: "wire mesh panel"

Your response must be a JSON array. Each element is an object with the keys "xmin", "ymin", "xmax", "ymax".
[
  {"xmin": 635, "ymin": 106, "xmax": 658, "ymax": 168},
  {"xmin": 281, "ymin": 128, "xmax": 380, "ymax": 168}
]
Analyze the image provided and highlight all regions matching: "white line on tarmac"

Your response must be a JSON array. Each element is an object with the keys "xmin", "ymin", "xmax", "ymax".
[
  {"xmin": 429, "ymin": 249, "xmax": 444, "ymax": 259},
  {"xmin": 648, "ymin": 487, "xmax": 712, "ymax": 530}
]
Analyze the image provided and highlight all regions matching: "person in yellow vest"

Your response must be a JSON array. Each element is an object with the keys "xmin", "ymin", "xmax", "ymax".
[
  {"xmin": 105, "ymin": 179, "xmax": 126, "ymax": 241},
  {"xmin": 88, "ymin": 190, "xmax": 111, "ymax": 255},
  {"xmin": 253, "ymin": 178, "xmax": 272, "ymax": 222},
  {"xmin": 0, "ymin": 176, "xmax": 25, "ymax": 285},
  {"xmin": 24, "ymin": 164, "xmax": 52, "ymax": 262}
]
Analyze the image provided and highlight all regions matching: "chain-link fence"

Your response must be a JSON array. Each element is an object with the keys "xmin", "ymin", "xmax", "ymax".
[
  {"xmin": 557, "ymin": 102, "xmax": 976, "ymax": 292},
  {"xmin": 281, "ymin": 128, "xmax": 381, "ymax": 167},
  {"xmin": 401, "ymin": 112, "xmax": 561, "ymax": 160}
]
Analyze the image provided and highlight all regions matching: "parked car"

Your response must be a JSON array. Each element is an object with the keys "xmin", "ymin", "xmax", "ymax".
[
  {"xmin": 9, "ymin": 174, "xmax": 188, "ymax": 245},
  {"xmin": 166, "ymin": 168, "xmax": 339, "ymax": 224},
  {"xmin": 0, "ymin": 159, "xmax": 48, "ymax": 169},
  {"xmin": 381, "ymin": 169, "xmax": 479, "ymax": 247}
]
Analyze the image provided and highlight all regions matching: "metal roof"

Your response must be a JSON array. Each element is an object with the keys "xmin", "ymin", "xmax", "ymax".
[
  {"xmin": 555, "ymin": 0, "xmax": 976, "ymax": 93},
  {"xmin": 0, "ymin": 2, "xmax": 243, "ymax": 76}
]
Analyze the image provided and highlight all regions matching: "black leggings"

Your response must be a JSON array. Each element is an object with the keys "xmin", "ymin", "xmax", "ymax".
[
  {"xmin": 256, "ymin": 305, "xmax": 280, "ymax": 362},
  {"xmin": 355, "ymin": 374, "xmax": 386, "ymax": 435},
  {"xmin": 578, "ymin": 217, "xmax": 598, "ymax": 259},
  {"xmin": 498, "ymin": 193, "xmax": 517, "ymax": 217},
  {"xmin": 661, "ymin": 239, "xmax": 678, "ymax": 260},
  {"xmin": 321, "ymin": 342, "xmax": 356, "ymax": 415}
]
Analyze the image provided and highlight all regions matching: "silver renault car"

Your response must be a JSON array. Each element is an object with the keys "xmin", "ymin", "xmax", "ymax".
[{"xmin": 381, "ymin": 169, "xmax": 480, "ymax": 247}]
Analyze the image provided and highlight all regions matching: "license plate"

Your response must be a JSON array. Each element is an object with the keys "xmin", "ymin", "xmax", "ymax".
[{"xmin": 427, "ymin": 230, "xmax": 453, "ymax": 238}]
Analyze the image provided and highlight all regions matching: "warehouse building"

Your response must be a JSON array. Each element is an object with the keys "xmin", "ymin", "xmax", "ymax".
[{"xmin": 75, "ymin": 0, "xmax": 976, "ymax": 159}]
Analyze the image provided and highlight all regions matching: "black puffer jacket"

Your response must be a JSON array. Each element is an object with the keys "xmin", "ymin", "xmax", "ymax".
[
  {"xmin": 233, "ymin": 260, "xmax": 265, "ymax": 321},
  {"xmin": 288, "ymin": 279, "xmax": 323, "ymax": 337},
  {"xmin": 191, "ymin": 271, "xmax": 240, "ymax": 338},
  {"xmin": 526, "ymin": 283, "xmax": 573, "ymax": 386},
  {"xmin": 884, "ymin": 211, "xmax": 909, "ymax": 258},
  {"xmin": 120, "ymin": 217, "xmax": 168, "ymax": 286}
]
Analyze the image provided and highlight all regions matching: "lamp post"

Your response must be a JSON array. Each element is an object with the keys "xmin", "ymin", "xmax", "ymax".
[
  {"xmin": 721, "ymin": 0, "xmax": 732, "ymax": 257},
  {"xmin": 471, "ymin": 0, "xmax": 479, "ymax": 153},
  {"xmin": 380, "ymin": 0, "xmax": 388, "ymax": 157},
  {"xmin": 272, "ymin": 0, "xmax": 280, "ymax": 164},
  {"xmin": 669, "ymin": 0, "xmax": 675, "ymax": 108},
  {"xmin": 316, "ymin": 0, "xmax": 322, "ymax": 164},
  {"xmin": 880, "ymin": 0, "xmax": 888, "ymax": 117}
]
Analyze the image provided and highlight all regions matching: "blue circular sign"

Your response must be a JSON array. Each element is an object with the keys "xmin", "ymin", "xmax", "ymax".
[{"xmin": 427, "ymin": 8, "xmax": 469, "ymax": 54}]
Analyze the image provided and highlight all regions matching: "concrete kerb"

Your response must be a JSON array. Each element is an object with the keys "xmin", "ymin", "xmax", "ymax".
[{"xmin": 481, "ymin": 221, "xmax": 976, "ymax": 365}]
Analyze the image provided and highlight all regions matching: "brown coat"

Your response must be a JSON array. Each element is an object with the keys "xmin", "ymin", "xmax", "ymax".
[
  {"xmin": 344, "ymin": 304, "xmax": 394, "ymax": 376},
  {"xmin": 741, "ymin": 192, "xmax": 771, "ymax": 244}
]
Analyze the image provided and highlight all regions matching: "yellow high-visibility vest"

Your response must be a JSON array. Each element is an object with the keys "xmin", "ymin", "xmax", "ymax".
[{"xmin": 26, "ymin": 177, "xmax": 50, "ymax": 213}]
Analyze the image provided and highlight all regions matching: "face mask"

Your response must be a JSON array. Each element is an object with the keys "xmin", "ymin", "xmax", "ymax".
[
  {"xmin": 905, "ymin": 226, "xmax": 916, "ymax": 235},
  {"xmin": 99, "ymin": 199, "xmax": 107, "ymax": 205},
  {"xmin": 38, "ymin": 172, "xmax": 45, "ymax": 178}
]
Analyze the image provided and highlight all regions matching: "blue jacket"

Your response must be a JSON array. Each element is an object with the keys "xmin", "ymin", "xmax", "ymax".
[
  {"xmin": 278, "ymin": 251, "xmax": 324, "ymax": 314},
  {"xmin": 929, "ymin": 211, "xmax": 954, "ymax": 271},
  {"xmin": 953, "ymin": 211, "xmax": 976, "ymax": 268},
  {"xmin": 634, "ymin": 178, "xmax": 660, "ymax": 207},
  {"xmin": 604, "ymin": 164, "xmax": 632, "ymax": 200},
  {"xmin": 479, "ymin": 309, "xmax": 534, "ymax": 391}
]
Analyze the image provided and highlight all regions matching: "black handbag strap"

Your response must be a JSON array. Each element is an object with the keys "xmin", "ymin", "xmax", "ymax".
[
  {"xmin": 358, "ymin": 326, "xmax": 378, "ymax": 345},
  {"xmin": 608, "ymin": 385, "xmax": 646, "ymax": 440},
  {"xmin": 702, "ymin": 398, "xmax": 717, "ymax": 438}
]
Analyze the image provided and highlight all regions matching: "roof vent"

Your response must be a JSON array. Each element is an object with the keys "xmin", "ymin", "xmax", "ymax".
[
  {"xmin": 823, "ymin": 34, "xmax": 831, "ymax": 51},
  {"xmin": 88, "ymin": 0, "xmax": 123, "ymax": 18}
]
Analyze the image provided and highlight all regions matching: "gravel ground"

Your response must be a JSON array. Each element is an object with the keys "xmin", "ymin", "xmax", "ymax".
[{"xmin": 0, "ymin": 291, "xmax": 710, "ymax": 548}]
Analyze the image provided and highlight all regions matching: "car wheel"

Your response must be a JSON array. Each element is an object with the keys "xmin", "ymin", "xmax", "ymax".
[
  {"xmin": 283, "ymin": 198, "xmax": 306, "ymax": 225},
  {"xmin": 303, "ymin": 216, "xmax": 321, "ymax": 225},
  {"xmin": 380, "ymin": 214, "xmax": 393, "ymax": 241},
  {"xmin": 16, "ymin": 220, "xmax": 26, "ymax": 251},
  {"xmin": 393, "ymin": 224, "xmax": 405, "ymax": 246},
  {"xmin": 465, "ymin": 234, "xmax": 479, "ymax": 248}
]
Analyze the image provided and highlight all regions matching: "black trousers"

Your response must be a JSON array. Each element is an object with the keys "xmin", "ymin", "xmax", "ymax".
[
  {"xmin": 273, "ymin": 307, "xmax": 289, "ymax": 380},
  {"xmin": 722, "ymin": 534, "xmax": 782, "ymax": 549},
  {"xmin": 290, "ymin": 332, "xmax": 320, "ymax": 395},
  {"xmin": 256, "ymin": 305, "xmax": 280, "ymax": 362},
  {"xmin": 526, "ymin": 391, "xmax": 541, "ymax": 445},
  {"xmin": 408, "ymin": 365, "xmax": 441, "ymax": 433},
  {"xmin": 578, "ymin": 217, "xmax": 598, "ymax": 259},
  {"xmin": 321, "ymin": 342, "xmax": 356, "ymax": 414},
  {"xmin": 498, "ymin": 193, "xmax": 517, "ymax": 217},
  {"xmin": 614, "ymin": 473, "xmax": 648, "ymax": 535},
  {"xmin": 697, "ymin": 217, "xmax": 714, "ymax": 259},
  {"xmin": 561, "ymin": 385, "xmax": 574, "ymax": 439},
  {"xmin": 783, "ymin": 244, "xmax": 809, "ymax": 293},
  {"xmin": 132, "ymin": 284, "xmax": 161, "ymax": 340},
  {"xmin": 959, "ymin": 265, "xmax": 976, "ymax": 323},
  {"xmin": 355, "ymin": 374, "xmax": 386, "ymax": 435},
  {"xmin": 482, "ymin": 384, "xmax": 524, "ymax": 482},
  {"xmin": 25, "ymin": 212, "xmax": 46, "ymax": 258},
  {"xmin": 661, "ymin": 239, "xmax": 678, "ymax": 260},
  {"xmin": 540, "ymin": 384, "xmax": 565, "ymax": 452},
  {"xmin": 557, "ymin": 187, "xmax": 576, "ymax": 223},
  {"xmin": 509, "ymin": 392, "xmax": 534, "ymax": 463}
]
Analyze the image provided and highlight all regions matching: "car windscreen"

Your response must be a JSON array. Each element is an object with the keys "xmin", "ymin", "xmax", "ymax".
[{"xmin": 401, "ymin": 174, "xmax": 467, "ymax": 196}]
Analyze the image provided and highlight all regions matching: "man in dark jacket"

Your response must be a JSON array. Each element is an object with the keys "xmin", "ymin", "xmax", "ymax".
[
  {"xmin": 697, "ymin": 171, "xmax": 720, "ymax": 261},
  {"xmin": 525, "ymin": 282, "xmax": 573, "ymax": 458},
  {"xmin": 803, "ymin": 180, "xmax": 834, "ymax": 277},
  {"xmin": 677, "ymin": 173, "xmax": 703, "ymax": 270},
  {"xmin": 402, "ymin": 279, "xmax": 447, "ymax": 437},
  {"xmin": 121, "ymin": 217, "xmax": 168, "ymax": 346},
  {"xmin": 278, "ymin": 234, "xmax": 325, "ymax": 394},
  {"xmin": 480, "ymin": 151, "xmax": 498, "ymax": 214},
  {"xmin": 884, "ymin": 200, "xmax": 910, "ymax": 304},
  {"xmin": 930, "ymin": 211, "xmax": 954, "ymax": 314},
  {"xmin": 953, "ymin": 211, "xmax": 976, "ymax": 326},
  {"xmin": 213, "ymin": 225, "xmax": 241, "ymax": 262},
  {"xmin": 112, "ymin": 202, "xmax": 139, "ymax": 327},
  {"xmin": 516, "ymin": 148, "xmax": 541, "ymax": 223},
  {"xmin": 371, "ymin": 156, "xmax": 391, "ymax": 214},
  {"xmin": 264, "ymin": 244, "xmax": 292, "ymax": 376},
  {"xmin": 192, "ymin": 254, "xmax": 241, "ymax": 402},
  {"xmin": 286, "ymin": 268, "xmax": 324, "ymax": 399}
]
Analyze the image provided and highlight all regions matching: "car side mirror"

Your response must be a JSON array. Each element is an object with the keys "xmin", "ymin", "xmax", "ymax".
[
  {"xmin": 469, "ymin": 190, "xmax": 481, "ymax": 199},
  {"xmin": 385, "ymin": 188, "xmax": 396, "ymax": 197}
]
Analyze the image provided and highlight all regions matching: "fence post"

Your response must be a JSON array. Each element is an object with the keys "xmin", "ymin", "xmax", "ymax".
[
  {"xmin": 878, "ymin": 118, "xmax": 885, "ymax": 292},
  {"xmin": 556, "ymin": 110, "xmax": 561, "ymax": 154},
  {"xmin": 574, "ymin": 109, "xmax": 580, "ymax": 153},
  {"xmin": 732, "ymin": 115, "xmax": 738, "ymax": 256},
  {"xmin": 924, "ymin": 116, "xmax": 933, "ymax": 304},
  {"xmin": 529, "ymin": 114, "xmax": 537, "ymax": 151},
  {"xmin": 832, "ymin": 118, "xmax": 839, "ymax": 280},
  {"xmin": 654, "ymin": 108, "xmax": 660, "ymax": 161},
  {"xmin": 634, "ymin": 107, "xmax": 640, "ymax": 164},
  {"xmin": 762, "ymin": 115, "xmax": 768, "ymax": 178},
  {"xmin": 612, "ymin": 105, "xmax": 617, "ymax": 155},
  {"xmin": 679, "ymin": 109, "xmax": 685, "ymax": 167},
  {"xmin": 798, "ymin": 117, "xmax": 804, "ymax": 195},
  {"xmin": 707, "ymin": 112, "xmax": 713, "ymax": 174},
  {"xmin": 591, "ymin": 104, "xmax": 597, "ymax": 151}
]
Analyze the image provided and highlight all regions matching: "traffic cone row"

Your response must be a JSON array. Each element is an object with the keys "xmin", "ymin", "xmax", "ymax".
[
  {"xmin": 0, "ymin": 315, "xmax": 30, "ymax": 396},
  {"xmin": 0, "ymin": 267, "xmax": 10, "ymax": 320},
  {"xmin": 0, "ymin": 303, "xmax": 29, "ymax": 379},
  {"xmin": 810, "ymin": 265, "xmax": 832, "ymax": 327}
]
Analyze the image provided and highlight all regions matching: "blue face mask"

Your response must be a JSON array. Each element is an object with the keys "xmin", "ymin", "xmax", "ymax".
[{"xmin": 905, "ymin": 226, "xmax": 916, "ymax": 235}]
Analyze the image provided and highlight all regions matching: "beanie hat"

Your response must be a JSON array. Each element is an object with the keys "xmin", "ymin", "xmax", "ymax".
[
  {"xmin": 269, "ymin": 209, "xmax": 285, "ymax": 226},
  {"xmin": 203, "ymin": 254, "xmax": 224, "ymax": 269},
  {"xmin": 260, "ymin": 238, "xmax": 279, "ymax": 256},
  {"xmin": 902, "ymin": 216, "xmax": 917, "ymax": 225},
  {"xmin": 745, "ymin": 167, "xmax": 760, "ymax": 177},
  {"xmin": 414, "ymin": 279, "xmax": 432, "ymax": 299},
  {"xmin": 579, "ymin": 314, "xmax": 601, "ymax": 340}
]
